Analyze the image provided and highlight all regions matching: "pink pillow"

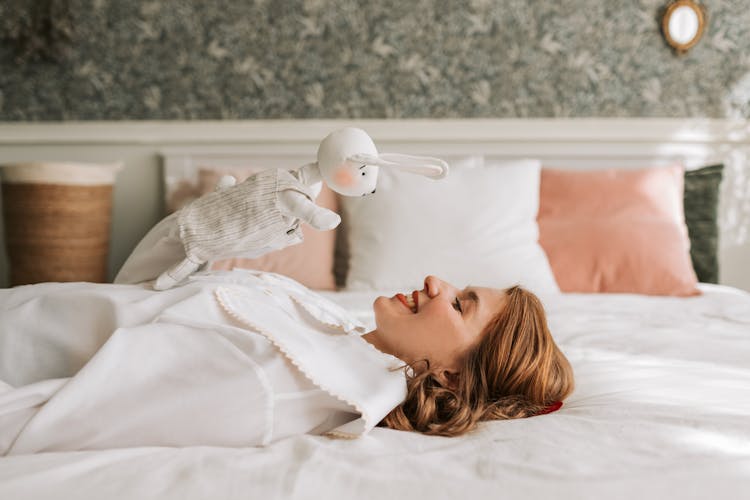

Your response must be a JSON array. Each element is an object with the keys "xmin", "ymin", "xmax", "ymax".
[
  {"xmin": 198, "ymin": 167, "xmax": 338, "ymax": 290},
  {"xmin": 538, "ymin": 166, "xmax": 700, "ymax": 296}
]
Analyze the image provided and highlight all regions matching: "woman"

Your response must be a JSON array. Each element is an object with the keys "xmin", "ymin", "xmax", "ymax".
[
  {"xmin": 0, "ymin": 170, "xmax": 572, "ymax": 452},
  {"xmin": 0, "ymin": 269, "xmax": 573, "ymax": 454}
]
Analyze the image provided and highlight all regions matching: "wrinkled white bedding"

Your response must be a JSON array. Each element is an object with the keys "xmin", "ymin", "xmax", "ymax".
[{"xmin": 1, "ymin": 284, "xmax": 749, "ymax": 499}]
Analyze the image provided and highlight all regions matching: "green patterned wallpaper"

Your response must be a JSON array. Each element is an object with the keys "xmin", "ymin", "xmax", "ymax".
[{"xmin": 1, "ymin": 0, "xmax": 749, "ymax": 120}]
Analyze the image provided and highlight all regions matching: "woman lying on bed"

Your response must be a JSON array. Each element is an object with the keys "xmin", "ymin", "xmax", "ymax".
[
  {"xmin": 0, "ymin": 178, "xmax": 573, "ymax": 454},
  {"xmin": 0, "ymin": 269, "xmax": 573, "ymax": 454}
]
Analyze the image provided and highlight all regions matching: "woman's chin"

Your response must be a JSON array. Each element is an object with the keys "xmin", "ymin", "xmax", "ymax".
[
  {"xmin": 373, "ymin": 295, "xmax": 388, "ymax": 311},
  {"xmin": 372, "ymin": 296, "xmax": 389, "ymax": 323},
  {"xmin": 372, "ymin": 296, "xmax": 405, "ymax": 333}
]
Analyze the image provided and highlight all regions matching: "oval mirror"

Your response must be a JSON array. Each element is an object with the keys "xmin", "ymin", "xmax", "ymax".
[{"xmin": 662, "ymin": 0, "xmax": 706, "ymax": 53}]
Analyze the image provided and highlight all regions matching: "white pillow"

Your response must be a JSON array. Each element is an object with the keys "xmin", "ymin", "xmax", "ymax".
[{"xmin": 340, "ymin": 157, "xmax": 560, "ymax": 295}]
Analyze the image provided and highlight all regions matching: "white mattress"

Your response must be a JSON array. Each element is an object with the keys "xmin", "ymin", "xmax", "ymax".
[{"xmin": 1, "ymin": 284, "xmax": 749, "ymax": 499}]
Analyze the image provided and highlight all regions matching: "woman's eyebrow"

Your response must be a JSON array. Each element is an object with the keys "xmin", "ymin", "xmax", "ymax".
[{"xmin": 466, "ymin": 288, "xmax": 480, "ymax": 316}]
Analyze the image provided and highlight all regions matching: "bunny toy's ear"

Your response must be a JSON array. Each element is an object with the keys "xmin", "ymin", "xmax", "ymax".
[{"xmin": 348, "ymin": 153, "xmax": 449, "ymax": 180}]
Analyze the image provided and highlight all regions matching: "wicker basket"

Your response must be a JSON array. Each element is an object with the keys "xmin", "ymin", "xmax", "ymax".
[{"xmin": 1, "ymin": 162, "xmax": 120, "ymax": 286}]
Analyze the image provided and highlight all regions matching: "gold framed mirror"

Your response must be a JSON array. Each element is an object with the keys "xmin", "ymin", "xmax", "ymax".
[{"xmin": 662, "ymin": 0, "xmax": 706, "ymax": 54}]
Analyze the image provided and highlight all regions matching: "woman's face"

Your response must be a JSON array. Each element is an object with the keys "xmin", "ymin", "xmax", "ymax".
[{"xmin": 369, "ymin": 275, "xmax": 506, "ymax": 373}]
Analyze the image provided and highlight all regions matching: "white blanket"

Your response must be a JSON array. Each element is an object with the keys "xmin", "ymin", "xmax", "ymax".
[{"xmin": 1, "ymin": 283, "xmax": 749, "ymax": 499}]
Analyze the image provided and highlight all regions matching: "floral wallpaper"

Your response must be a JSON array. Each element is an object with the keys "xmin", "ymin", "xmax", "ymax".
[{"xmin": 0, "ymin": 0, "xmax": 749, "ymax": 120}]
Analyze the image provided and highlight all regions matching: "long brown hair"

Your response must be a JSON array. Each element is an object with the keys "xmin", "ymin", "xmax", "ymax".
[{"xmin": 380, "ymin": 285, "xmax": 574, "ymax": 436}]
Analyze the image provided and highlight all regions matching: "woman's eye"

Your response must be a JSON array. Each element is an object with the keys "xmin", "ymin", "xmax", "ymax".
[{"xmin": 453, "ymin": 297, "xmax": 463, "ymax": 314}]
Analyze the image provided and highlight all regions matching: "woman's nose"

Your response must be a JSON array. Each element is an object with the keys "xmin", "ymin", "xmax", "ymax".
[{"xmin": 423, "ymin": 275, "xmax": 441, "ymax": 298}]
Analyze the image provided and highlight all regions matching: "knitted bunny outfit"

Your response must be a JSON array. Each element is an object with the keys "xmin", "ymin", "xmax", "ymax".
[{"xmin": 177, "ymin": 168, "xmax": 314, "ymax": 264}]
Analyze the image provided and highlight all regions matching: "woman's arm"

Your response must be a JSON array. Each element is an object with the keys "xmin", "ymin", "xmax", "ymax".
[{"xmin": 114, "ymin": 212, "xmax": 189, "ymax": 285}]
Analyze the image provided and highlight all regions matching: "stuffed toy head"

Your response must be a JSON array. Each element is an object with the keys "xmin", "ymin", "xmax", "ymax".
[{"xmin": 316, "ymin": 127, "xmax": 449, "ymax": 197}]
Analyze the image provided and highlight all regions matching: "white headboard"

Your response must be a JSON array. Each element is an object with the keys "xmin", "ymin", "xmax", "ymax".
[
  {"xmin": 156, "ymin": 119, "xmax": 749, "ymax": 291},
  {"xmin": 158, "ymin": 118, "xmax": 746, "ymax": 217}
]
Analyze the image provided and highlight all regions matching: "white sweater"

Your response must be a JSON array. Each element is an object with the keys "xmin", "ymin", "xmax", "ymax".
[{"xmin": 0, "ymin": 270, "xmax": 407, "ymax": 454}]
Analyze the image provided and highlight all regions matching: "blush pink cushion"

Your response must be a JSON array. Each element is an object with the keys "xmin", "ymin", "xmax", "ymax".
[
  {"xmin": 198, "ymin": 167, "xmax": 337, "ymax": 290},
  {"xmin": 538, "ymin": 166, "xmax": 700, "ymax": 296}
]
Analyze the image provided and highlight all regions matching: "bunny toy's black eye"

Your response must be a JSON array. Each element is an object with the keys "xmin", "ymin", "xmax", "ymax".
[{"xmin": 362, "ymin": 172, "xmax": 366, "ymax": 176}]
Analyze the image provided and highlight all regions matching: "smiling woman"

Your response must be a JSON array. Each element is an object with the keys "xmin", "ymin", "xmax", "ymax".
[
  {"xmin": 0, "ymin": 152, "xmax": 575, "ymax": 452},
  {"xmin": 0, "ymin": 269, "xmax": 574, "ymax": 452},
  {"xmin": 370, "ymin": 276, "xmax": 575, "ymax": 437}
]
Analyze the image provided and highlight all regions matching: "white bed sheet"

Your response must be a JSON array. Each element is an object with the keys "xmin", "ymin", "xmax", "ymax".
[{"xmin": 1, "ymin": 284, "xmax": 749, "ymax": 499}]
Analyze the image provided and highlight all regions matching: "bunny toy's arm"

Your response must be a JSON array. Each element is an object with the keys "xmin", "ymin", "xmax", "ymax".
[
  {"xmin": 292, "ymin": 162, "xmax": 323, "ymax": 188},
  {"xmin": 277, "ymin": 162, "xmax": 340, "ymax": 232}
]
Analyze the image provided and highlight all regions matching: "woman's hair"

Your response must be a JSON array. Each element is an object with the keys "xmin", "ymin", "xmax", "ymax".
[{"xmin": 380, "ymin": 285, "xmax": 574, "ymax": 437}]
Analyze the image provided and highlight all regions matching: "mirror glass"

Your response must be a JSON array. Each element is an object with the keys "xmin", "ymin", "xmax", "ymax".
[
  {"xmin": 662, "ymin": 0, "xmax": 706, "ymax": 53},
  {"xmin": 668, "ymin": 5, "xmax": 700, "ymax": 44}
]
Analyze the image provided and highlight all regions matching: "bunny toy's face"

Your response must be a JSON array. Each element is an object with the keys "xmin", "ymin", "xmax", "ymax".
[
  {"xmin": 317, "ymin": 127, "xmax": 382, "ymax": 197},
  {"xmin": 322, "ymin": 159, "xmax": 380, "ymax": 197},
  {"xmin": 316, "ymin": 126, "xmax": 449, "ymax": 197}
]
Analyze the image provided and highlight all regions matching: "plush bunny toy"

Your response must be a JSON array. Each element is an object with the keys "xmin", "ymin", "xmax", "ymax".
[{"xmin": 153, "ymin": 127, "xmax": 449, "ymax": 290}]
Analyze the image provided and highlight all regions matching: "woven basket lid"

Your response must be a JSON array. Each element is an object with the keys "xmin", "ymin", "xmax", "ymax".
[{"xmin": 0, "ymin": 162, "xmax": 121, "ymax": 185}]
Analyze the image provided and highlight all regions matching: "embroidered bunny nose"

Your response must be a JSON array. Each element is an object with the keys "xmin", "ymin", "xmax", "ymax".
[{"xmin": 371, "ymin": 189, "xmax": 376, "ymax": 194}]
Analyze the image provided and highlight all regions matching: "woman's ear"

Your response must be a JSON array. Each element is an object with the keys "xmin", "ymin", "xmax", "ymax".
[{"xmin": 437, "ymin": 369, "xmax": 460, "ymax": 390}]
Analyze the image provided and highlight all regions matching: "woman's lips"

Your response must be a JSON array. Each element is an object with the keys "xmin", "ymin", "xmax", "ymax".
[{"xmin": 395, "ymin": 293, "xmax": 417, "ymax": 313}]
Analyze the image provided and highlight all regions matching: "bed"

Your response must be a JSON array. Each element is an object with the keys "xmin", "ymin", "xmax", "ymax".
[
  {"xmin": 1, "ymin": 285, "xmax": 749, "ymax": 498},
  {"xmin": 1, "ymin": 120, "xmax": 750, "ymax": 498}
]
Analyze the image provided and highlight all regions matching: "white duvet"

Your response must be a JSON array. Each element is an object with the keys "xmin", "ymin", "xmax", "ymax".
[{"xmin": 1, "ymin": 283, "xmax": 749, "ymax": 499}]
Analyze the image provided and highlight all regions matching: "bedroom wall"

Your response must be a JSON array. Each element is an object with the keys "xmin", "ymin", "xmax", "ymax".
[
  {"xmin": 1, "ymin": 0, "xmax": 749, "ymax": 290},
  {"xmin": 2, "ymin": 0, "xmax": 750, "ymax": 119}
]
